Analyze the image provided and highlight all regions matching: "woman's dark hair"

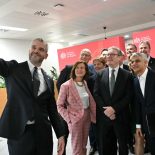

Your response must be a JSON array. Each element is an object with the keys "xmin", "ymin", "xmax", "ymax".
[{"xmin": 70, "ymin": 61, "xmax": 89, "ymax": 80}]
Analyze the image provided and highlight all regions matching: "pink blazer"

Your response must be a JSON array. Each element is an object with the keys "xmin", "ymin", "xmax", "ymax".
[{"xmin": 57, "ymin": 78, "xmax": 96, "ymax": 127}]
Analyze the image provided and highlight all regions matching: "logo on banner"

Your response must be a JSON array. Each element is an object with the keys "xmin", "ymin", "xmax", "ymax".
[
  {"xmin": 60, "ymin": 52, "xmax": 67, "ymax": 59},
  {"xmin": 133, "ymin": 36, "xmax": 151, "ymax": 44},
  {"xmin": 60, "ymin": 51, "xmax": 76, "ymax": 60}
]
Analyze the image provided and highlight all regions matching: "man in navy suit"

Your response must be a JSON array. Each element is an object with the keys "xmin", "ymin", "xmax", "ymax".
[
  {"xmin": 130, "ymin": 52, "xmax": 155, "ymax": 155},
  {"xmin": 94, "ymin": 46, "xmax": 133, "ymax": 155},
  {"xmin": 0, "ymin": 38, "xmax": 65, "ymax": 155}
]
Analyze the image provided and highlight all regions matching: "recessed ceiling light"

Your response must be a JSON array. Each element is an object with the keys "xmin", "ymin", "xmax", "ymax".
[
  {"xmin": 0, "ymin": 26, "xmax": 28, "ymax": 32},
  {"xmin": 124, "ymin": 34, "xmax": 130, "ymax": 39}
]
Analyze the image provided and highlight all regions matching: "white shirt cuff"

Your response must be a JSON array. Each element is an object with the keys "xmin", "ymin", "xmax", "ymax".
[{"xmin": 136, "ymin": 124, "xmax": 141, "ymax": 128}]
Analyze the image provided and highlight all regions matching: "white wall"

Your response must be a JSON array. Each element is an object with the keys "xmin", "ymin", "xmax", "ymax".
[
  {"xmin": 0, "ymin": 39, "xmax": 30, "ymax": 61},
  {"xmin": 0, "ymin": 39, "xmax": 65, "ymax": 75}
]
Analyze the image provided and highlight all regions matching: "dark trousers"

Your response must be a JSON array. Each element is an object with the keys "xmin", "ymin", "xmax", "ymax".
[
  {"xmin": 146, "ymin": 135, "xmax": 155, "ymax": 155},
  {"xmin": 62, "ymin": 120, "xmax": 69, "ymax": 155},
  {"xmin": 89, "ymin": 122, "xmax": 97, "ymax": 149},
  {"xmin": 8, "ymin": 125, "xmax": 53, "ymax": 155},
  {"xmin": 97, "ymin": 122, "xmax": 128, "ymax": 155},
  {"xmin": 97, "ymin": 125, "xmax": 117, "ymax": 155}
]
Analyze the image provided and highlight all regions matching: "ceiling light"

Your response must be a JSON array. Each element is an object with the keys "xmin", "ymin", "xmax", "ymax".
[
  {"xmin": 124, "ymin": 34, "xmax": 130, "ymax": 39},
  {"xmin": 0, "ymin": 26, "xmax": 28, "ymax": 32},
  {"xmin": 72, "ymin": 33, "xmax": 89, "ymax": 36}
]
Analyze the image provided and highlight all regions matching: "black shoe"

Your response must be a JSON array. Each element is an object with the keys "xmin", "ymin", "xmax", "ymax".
[{"xmin": 89, "ymin": 147, "xmax": 97, "ymax": 155}]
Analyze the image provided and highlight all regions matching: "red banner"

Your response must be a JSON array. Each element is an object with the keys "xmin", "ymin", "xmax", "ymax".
[
  {"xmin": 132, "ymin": 28, "xmax": 155, "ymax": 57},
  {"xmin": 57, "ymin": 36, "xmax": 125, "ymax": 71}
]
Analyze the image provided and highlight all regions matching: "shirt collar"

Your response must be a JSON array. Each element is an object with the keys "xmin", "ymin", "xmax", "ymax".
[
  {"xmin": 28, "ymin": 60, "xmax": 42, "ymax": 73},
  {"xmin": 139, "ymin": 68, "xmax": 148, "ymax": 80},
  {"xmin": 147, "ymin": 56, "xmax": 150, "ymax": 62},
  {"xmin": 109, "ymin": 65, "xmax": 119, "ymax": 72}
]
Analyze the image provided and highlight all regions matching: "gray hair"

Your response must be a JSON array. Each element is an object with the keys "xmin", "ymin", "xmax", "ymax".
[
  {"xmin": 126, "ymin": 43, "xmax": 137, "ymax": 50},
  {"xmin": 108, "ymin": 46, "xmax": 123, "ymax": 56},
  {"xmin": 30, "ymin": 38, "xmax": 48, "ymax": 52},
  {"xmin": 80, "ymin": 48, "xmax": 91, "ymax": 55},
  {"xmin": 130, "ymin": 52, "xmax": 148, "ymax": 62},
  {"xmin": 139, "ymin": 41, "xmax": 151, "ymax": 49}
]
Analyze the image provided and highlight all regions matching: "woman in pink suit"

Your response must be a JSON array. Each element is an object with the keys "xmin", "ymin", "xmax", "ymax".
[{"xmin": 57, "ymin": 61, "xmax": 96, "ymax": 155}]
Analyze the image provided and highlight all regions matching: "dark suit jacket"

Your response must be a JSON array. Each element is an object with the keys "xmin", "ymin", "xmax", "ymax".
[
  {"xmin": 0, "ymin": 59, "xmax": 64, "ymax": 140},
  {"xmin": 94, "ymin": 67, "xmax": 133, "ymax": 125},
  {"xmin": 134, "ymin": 68, "xmax": 155, "ymax": 136},
  {"xmin": 148, "ymin": 56, "xmax": 155, "ymax": 70},
  {"xmin": 123, "ymin": 64, "xmax": 130, "ymax": 71}
]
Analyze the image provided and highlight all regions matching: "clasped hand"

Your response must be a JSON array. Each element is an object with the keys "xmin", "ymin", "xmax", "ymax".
[{"xmin": 103, "ymin": 106, "xmax": 116, "ymax": 120}]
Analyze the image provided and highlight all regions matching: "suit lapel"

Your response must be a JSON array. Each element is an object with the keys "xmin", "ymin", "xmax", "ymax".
[
  {"xmin": 41, "ymin": 69, "xmax": 52, "ymax": 93},
  {"xmin": 104, "ymin": 68, "xmax": 110, "ymax": 96},
  {"xmin": 69, "ymin": 79, "xmax": 83, "ymax": 106},
  {"xmin": 144, "ymin": 69, "xmax": 151, "ymax": 101},
  {"xmin": 135, "ymin": 77, "xmax": 144, "ymax": 98},
  {"xmin": 20, "ymin": 62, "xmax": 34, "ymax": 95}
]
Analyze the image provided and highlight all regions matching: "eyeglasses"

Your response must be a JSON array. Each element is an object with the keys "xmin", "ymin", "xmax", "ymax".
[
  {"xmin": 105, "ymin": 54, "xmax": 118, "ymax": 57},
  {"xmin": 130, "ymin": 59, "xmax": 141, "ymax": 64},
  {"xmin": 81, "ymin": 53, "xmax": 91, "ymax": 57}
]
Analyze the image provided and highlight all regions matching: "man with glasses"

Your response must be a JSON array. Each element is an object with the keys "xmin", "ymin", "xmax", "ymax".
[{"xmin": 94, "ymin": 46, "xmax": 133, "ymax": 155}]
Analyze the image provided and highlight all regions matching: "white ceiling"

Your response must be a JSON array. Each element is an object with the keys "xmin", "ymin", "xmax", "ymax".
[{"xmin": 0, "ymin": 0, "xmax": 155, "ymax": 45}]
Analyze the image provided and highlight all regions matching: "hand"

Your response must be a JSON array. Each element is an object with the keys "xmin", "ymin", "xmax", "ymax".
[
  {"xmin": 136, "ymin": 128, "xmax": 143, "ymax": 137},
  {"xmin": 103, "ymin": 106, "xmax": 115, "ymax": 118},
  {"xmin": 57, "ymin": 136, "xmax": 65, "ymax": 155},
  {"xmin": 109, "ymin": 113, "xmax": 116, "ymax": 120}
]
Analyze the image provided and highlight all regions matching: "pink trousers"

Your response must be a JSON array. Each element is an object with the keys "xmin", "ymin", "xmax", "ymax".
[{"xmin": 70, "ymin": 109, "xmax": 91, "ymax": 155}]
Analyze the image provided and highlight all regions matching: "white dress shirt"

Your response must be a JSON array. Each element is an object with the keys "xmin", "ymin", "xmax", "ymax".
[
  {"xmin": 136, "ymin": 68, "xmax": 148, "ymax": 129},
  {"xmin": 109, "ymin": 66, "xmax": 119, "ymax": 81},
  {"xmin": 74, "ymin": 82, "xmax": 89, "ymax": 109},
  {"xmin": 138, "ymin": 68, "xmax": 148, "ymax": 97},
  {"xmin": 28, "ymin": 60, "xmax": 47, "ymax": 96}
]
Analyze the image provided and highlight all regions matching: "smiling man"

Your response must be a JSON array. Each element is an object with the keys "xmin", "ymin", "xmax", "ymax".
[
  {"xmin": 0, "ymin": 38, "xmax": 65, "ymax": 155},
  {"xmin": 94, "ymin": 46, "xmax": 134, "ymax": 155},
  {"xmin": 130, "ymin": 52, "xmax": 155, "ymax": 155}
]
